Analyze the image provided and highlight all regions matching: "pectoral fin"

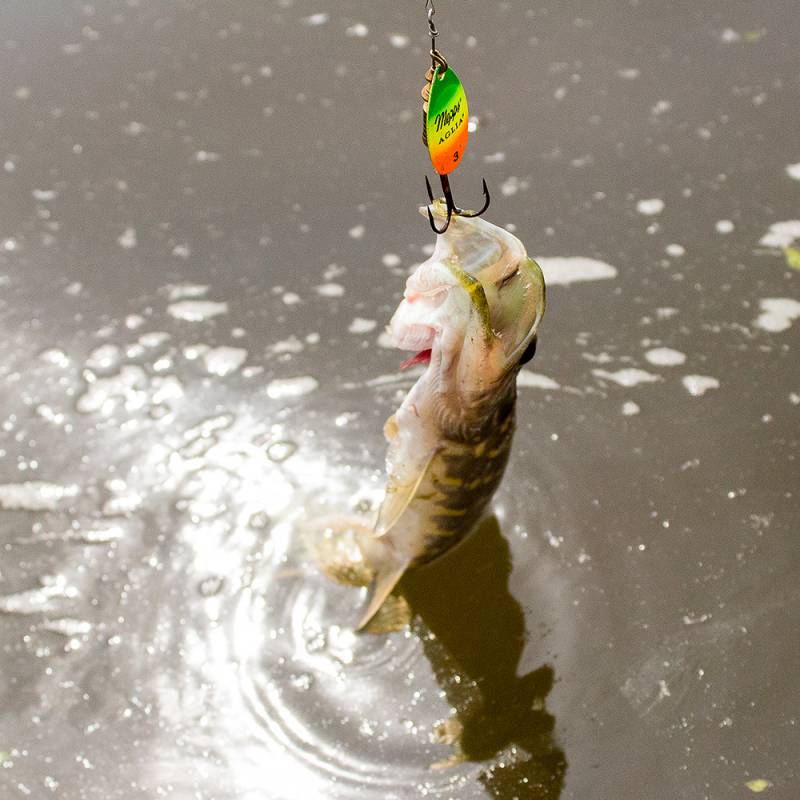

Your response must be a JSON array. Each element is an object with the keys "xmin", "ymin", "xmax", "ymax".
[
  {"xmin": 355, "ymin": 559, "xmax": 410, "ymax": 632},
  {"xmin": 374, "ymin": 449, "xmax": 437, "ymax": 537}
]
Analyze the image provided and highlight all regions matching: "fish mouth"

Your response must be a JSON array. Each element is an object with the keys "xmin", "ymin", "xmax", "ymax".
[
  {"xmin": 388, "ymin": 281, "xmax": 449, "ymax": 371},
  {"xmin": 399, "ymin": 348, "xmax": 432, "ymax": 370},
  {"xmin": 386, "ymin": 213, "xmax": 545, "ymax": 387}
]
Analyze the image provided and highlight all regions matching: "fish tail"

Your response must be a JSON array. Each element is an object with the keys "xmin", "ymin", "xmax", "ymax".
[{"xmin": 355, "ymin": 558, "xmax": 410, "ymax": 632}]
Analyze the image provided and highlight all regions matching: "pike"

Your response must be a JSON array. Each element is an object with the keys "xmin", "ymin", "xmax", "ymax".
[{"xmin": 316, "ymin": 202, "xmax": 545, "ymax": 630}]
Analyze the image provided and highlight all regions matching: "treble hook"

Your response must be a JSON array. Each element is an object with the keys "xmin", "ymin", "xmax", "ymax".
[{"xmin": 425, "ymin": 173, "xmax": 491, "ymax": 234}]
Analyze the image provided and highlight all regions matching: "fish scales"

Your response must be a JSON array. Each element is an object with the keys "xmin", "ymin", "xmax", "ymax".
[{"xmin": 416, "ymin": 408, "xmax": 516, "ymax": 564}]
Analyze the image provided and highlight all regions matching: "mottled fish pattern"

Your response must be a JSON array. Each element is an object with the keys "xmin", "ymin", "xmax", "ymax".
[
  {"xmin": 314, "ymin": 203, "xmax": 545, "ymax": 630},
  {"xmin": 403, "ymin": 395, "xmax": 516, "ymax": 567}
]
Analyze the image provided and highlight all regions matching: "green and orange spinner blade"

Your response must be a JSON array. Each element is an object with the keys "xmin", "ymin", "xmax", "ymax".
[{"xmin": 426, "ymin": 65, "xmax": 469, "ymax": 176}]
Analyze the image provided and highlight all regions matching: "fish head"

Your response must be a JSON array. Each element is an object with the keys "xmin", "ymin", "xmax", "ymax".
[{"xmin": 387, "ymin": 203, "xmax": 545, "ymax": 416}]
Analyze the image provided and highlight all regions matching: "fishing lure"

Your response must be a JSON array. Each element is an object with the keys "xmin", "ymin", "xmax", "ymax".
[{"xmin": 421, "ymin": 0, "xmax": 490, "ymax": 233}]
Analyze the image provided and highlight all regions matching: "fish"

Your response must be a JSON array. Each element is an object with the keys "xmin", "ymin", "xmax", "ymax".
[{"xmin": 317, "ymin": 201, "xmax": 545, "ymax": 630}]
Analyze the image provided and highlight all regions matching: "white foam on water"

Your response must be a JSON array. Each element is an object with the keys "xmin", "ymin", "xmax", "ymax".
[
  {"xmin": 165, "ymin": 284, "xmax": 209, "ymax": 301},
  {"xmin": 35, "ymin": 404, "xmax": 66, "ymax": 426},
  {"xmin": 0, "ymin": 575, "xmax": 79, "ymax": 615},
  {"xmin": 389, "ymin": 34, "xmax": 409, "ymax": 48},
  {"xmin": 183, "ymin": 344, "xmax": 209, "ymax": 360},
  {"xmin": 651, "ymin": 99, "xmax": 672, "ymax": 115},
  {"xmin": 349, "ymin": 224, "xmax": 365, "ymax": 240},
  {"xmin": 303, "ymin": 13, "xmax": 329, "ymax": 26},
  {"xmin": 682, "ymin": 375, "xmax": 720, "ymax": 396},
  {"xmin": 753, "ymin": 298, "xmax": 800, "ymax": 333},
  {"xmin": 39, "ymin": 348, "xmax": 70, "ymax": 368},
  {"xmin": 39, "ymin": 618, "xmax": 92, "ymax": 637},
  {"xmin": 126, "ymin": 314, "xmax": 145, "ymax": 329},
  {"xmin": 77, "ymin": 365, "xmax": 147, "ymax": 414},
  {"xmin": 0, "ymin": 482, "xmax": 80, "ymax": 511},
  {"xmin": 138, "ymin": 331, "xmax": 170, "ymax": 348},
  {"xmin": 381, "ymin": 253, "xmax": 401, "ymax": 268},
  {"xmin": 786, "ymin": 163, "xmax": 800, "ymax": 181},
  {"xmin": 517, "ymin": 371, "xmax": 560, "ymax": 390},
  {"xmin": 636, "ymin": 198, "xmax": 664, "ymax": 216},
  {"xmin": 316, "ymin": 283, "xmax": 345, "ymax": 297},
  {"xmin": 759, "ymin": 221, "xmax": 800, "ymax": 249},
  {"xmin": 167, "ymin": 300, "xmax": 228, "ymax": 321},
  {"xmin": 117, "ymin": 227, "xmax": 137, "ymax": 249},
  {"xmin": 622, "ymin": 401, "xmax": 641, "ymax": 416},
  {"xmin": 34, "ymin": 524, "xmax": 125, "ymax": 544},
  {"xmin": 86, "ymin": 344, "xmax": 122, "ymax": 370},
  {"xmin": 123, "ymin": 121, "xmax": 146, "ymax": 137},
  {"xmin": 77, "ymin": 366, "xmax": 183, "ymax": 416},
  {"xmin": 202, "ymin": 347, "xmax": 248, "ymax": 377},
  {"xmin": 269, "ymin": 336, "xmax": 304, "ymax": 355},
  {"xmin": 716, "ymin": 219, "xmax": 734, "ymax": 234},
  {"xmin": 500, "ymin": 176, "xmax": 530, "ymax": 197},
  {"xmin": 348, "ymin": 318, "xmax": 377, "ymax": 334},
  {"xmin": 282, "ymin": 292, "xmax": 301, "ymax": 305},
  {"xmin": 644, "ymin": 347, "xmax": 686, "ymax": 367},
  {"xmin": 346, "ymin": 23, "xmax": 368, "ymax": 37},
  {"xmin": 102, "ymin": 483, "xmax": 143, "ymax": 517},
  {"xmin": 536, "ymin": 257, "xmax": 618, "ymax": 286},
  {"xmin": 593, "ymin": 368, "xmax": 661, "ymax": 387},
  {"xmin": 665, "ymin": 243, "xmax": 685, "ymax": 257},
  {"xmin": 265, "ymin": 376, "xmax": 319, "ymax": 400}
]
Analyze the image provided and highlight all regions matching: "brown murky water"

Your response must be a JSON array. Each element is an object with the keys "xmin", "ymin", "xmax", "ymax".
[{"xmin": 0, "ymin": 2, "xmax": 798, "ymax": 798}]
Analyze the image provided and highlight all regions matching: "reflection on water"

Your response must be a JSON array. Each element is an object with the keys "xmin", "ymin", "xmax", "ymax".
[
  {"xmin": 403, "ymin": 516, "xmax": 566, "ymax": 797},
  {"xmin": 0, "ymin": 379, "xmax": 568, "ymax": 799},
  {"xmin": 0, "ymin": 277, "xmax": 569, "ymax": 798}
]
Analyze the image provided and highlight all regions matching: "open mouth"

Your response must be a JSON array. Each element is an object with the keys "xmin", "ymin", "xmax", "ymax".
[
  {"xmin": 390, "ymin": 319, "xmax": 437, "ymax": 371},
  {"xmin": 399, "ymin": 348, "xmax": 432, "ymax": 370}
]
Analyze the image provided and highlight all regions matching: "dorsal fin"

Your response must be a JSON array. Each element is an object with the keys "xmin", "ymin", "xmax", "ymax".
[{"xmin": 373, "ymin": 449, "xmax": 438, "ymax": 537}]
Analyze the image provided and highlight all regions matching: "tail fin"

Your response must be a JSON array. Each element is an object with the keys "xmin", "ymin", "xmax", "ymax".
[{"xmin": 355, "ymin": 559, "xmax": 409, "ymax": 631}]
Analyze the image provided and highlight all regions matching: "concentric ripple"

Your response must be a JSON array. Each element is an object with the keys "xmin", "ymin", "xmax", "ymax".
[{"xmin": 156, "ymin": 411, "xmax": 485, "ymax": 799}]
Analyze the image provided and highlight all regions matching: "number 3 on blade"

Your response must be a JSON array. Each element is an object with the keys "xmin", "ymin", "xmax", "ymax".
[{"xmin": 426, "ymin": 66, "xmax": 469, "ymax": 176}]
